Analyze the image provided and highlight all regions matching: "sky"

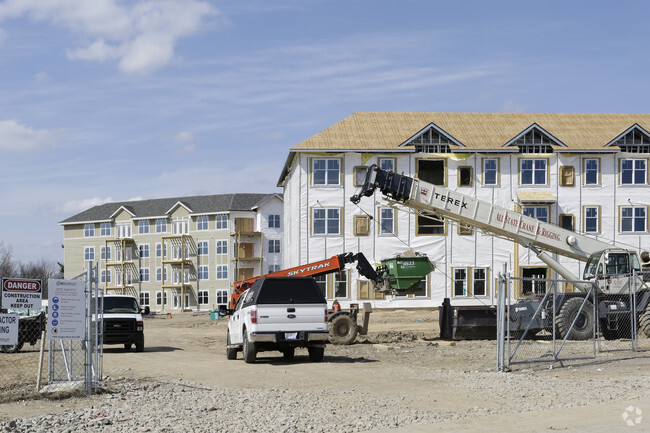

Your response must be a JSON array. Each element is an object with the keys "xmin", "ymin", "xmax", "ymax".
[{"xmin": 1, "ymin": 0, "xmax": 649, "ymax": 264}]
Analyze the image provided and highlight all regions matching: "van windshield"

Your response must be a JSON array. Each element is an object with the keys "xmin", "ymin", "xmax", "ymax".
[{"xmin": 102, "ymin": 297, "xmax": 140, "ymax": 314}]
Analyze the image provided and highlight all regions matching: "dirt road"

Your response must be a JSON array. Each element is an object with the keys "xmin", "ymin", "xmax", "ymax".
[{"xmin": 1, "ymin": 309, "xmax": 649, "ymax": 432}]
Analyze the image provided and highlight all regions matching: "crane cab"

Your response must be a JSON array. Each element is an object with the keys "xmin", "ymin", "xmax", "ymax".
[{"xmin": 583, "ymin": 249, "xmax": 643, "ymax": 295}]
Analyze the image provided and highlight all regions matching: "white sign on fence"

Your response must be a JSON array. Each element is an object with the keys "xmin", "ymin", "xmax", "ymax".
[
  {"xmin": 0, "ymin": 313, "xmax": 19, "ymax": 345},
  {"xmin": 2, "ymin": 278, "xmax": 42, "ymax": 310},
  {"xmin": 47, "ymin": 279, "xmax": 85, "ymax": 340}
]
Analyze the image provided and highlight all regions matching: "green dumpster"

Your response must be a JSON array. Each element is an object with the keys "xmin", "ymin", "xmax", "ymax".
[{"xmin": 381, "ymin": 254, "xmax": 435, "ymax": 291}]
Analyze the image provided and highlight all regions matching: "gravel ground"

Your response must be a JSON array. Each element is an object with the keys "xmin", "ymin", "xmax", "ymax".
[{"xmin": 1, "ymin": 310, "xmax": 649, "ymax": 432}]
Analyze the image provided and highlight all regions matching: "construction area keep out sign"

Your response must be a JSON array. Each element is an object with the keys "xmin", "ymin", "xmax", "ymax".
[{"xmin": 1, "ymin": 278, "xmax": 42, "ymax": 310}]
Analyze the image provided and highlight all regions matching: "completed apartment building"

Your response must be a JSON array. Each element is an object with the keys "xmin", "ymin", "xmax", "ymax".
[{"xmin": 60, "ymin": 193, "xmax": 283, "ymax": 312}]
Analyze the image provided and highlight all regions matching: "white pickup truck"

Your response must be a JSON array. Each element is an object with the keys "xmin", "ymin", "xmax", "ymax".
[{"xmin": 223, "ymin": 277, "xmax": 329, "ymax": 363}]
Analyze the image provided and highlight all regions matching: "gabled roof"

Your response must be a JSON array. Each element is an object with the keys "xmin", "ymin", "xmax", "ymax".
[
  {"xmin": 59, "ymin": 193, "xmax": 283, "ymax": 225},
  {"xmin": 290, "ymin": 112, "xmax": 650, "ymax": 151}
]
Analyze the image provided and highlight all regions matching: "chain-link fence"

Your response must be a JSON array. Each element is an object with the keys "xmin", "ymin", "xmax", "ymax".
[
  {"xmin": 0, "ymin": 311, "xmax": 49, "ymax": 401},
  {"xmin": 1, "ymin": 266, "xmax": 103, "ymax": 401},
  {"xmin": 497, "ymin": 269, "xmax": 650, "ymax": 371}
]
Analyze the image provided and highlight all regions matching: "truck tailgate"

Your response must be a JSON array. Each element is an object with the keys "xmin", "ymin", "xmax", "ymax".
[{"xmin": 256, "ymin": 304, "xmax": 327, "ymax": 333}]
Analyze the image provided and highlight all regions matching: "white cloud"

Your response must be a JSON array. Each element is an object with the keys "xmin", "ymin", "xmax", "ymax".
[
  {"xmin": 173, "ymin": 131, "xmax": 194, "ymax": 142},
  {"xmin": 500, "ymin": 99, "xmax": 527, "ymax": 113},
  {"xmin": 33, "ymin": 71, "xmax": 51, "ymax": 83},
  {"xmin": 0, "ymin": 0, "xmax": 220, "ymax": 74},
  {"xmin": 0, "ymin": 120, "xmax": 55, "ymax": 152}
]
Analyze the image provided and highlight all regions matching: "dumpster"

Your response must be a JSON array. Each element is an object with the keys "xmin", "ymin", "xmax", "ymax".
[
  {"xmin": 381, "ymin": 253, "xmax": 435, "ymax": 291},
  {"xmin": 209, "ymin": 310, "xmax": 221, "ymax": 320}
]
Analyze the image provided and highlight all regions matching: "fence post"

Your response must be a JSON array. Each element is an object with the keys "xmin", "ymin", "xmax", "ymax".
[{"xmin": 496, "ymin": 262, "xmax": 507, "ymax": 371}]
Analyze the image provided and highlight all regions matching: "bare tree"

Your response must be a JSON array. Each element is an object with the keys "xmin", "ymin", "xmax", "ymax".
[
  {"xmin": 0, "ymin": 242, "xmax": 16, "ymax": 277},
  {"xmin": 17, "ymin": 259, "xmax": 60, "ymax": 299}
]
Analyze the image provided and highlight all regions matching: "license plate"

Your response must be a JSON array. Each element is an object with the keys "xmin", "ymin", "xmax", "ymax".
[{"xmin": 285, "ymin": 332, "xmax": 298, "ymax": 340}]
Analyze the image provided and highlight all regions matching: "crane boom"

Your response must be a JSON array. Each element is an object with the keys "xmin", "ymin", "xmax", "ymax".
[{"xmin": 351, "ymin": 165, "xmax": 615, "ymax": 287}]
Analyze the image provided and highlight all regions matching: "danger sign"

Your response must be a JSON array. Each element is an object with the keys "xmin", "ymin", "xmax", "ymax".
[{"xmin": 2, "ymin": 278, "xmax": 42, "ymax": 310}]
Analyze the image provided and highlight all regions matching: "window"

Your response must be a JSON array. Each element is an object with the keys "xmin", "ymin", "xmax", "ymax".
[
  {"xmin": 217, "ymin": 290, "xmax": 228, "ymax": 306},
  {"xmin": 138, "ymin": 220, "xmax": 149, "ymax": 234},
  {"xmin": 198, "ymin": 290, "xmax": 209, "ymax": 304},
  {"xmin": 621, "ymin": 159, "xmax": 647, "ymax": 185},
  {"xmin": 379, "ymin": 208, "xmax": 395, "ymax": 235},
  {"xmin": 522, "ymin": 206, "xmax": 549, "ymax": 223},
  {"xmin": 140, "ymin": 268, "xmax": 150, "ymax": 282},
  {"xmin": 216, "ymin": 265, "xmax": 228, "ymax": 280},
  {"xmin": 584, "ymin": 158, "xmax": 600, "ymax": 185},
  {"xmin": 156, "ymin": 291, "xmax": 164, "ymax": 306},
  {"xmin": 216, "ymin": 215, "xmax": 228, "ymax": 230},
  {"xmin": 520, "ymin": 159, "xmax": 547, "ymax": 185},
  {"xmin": 417, "ymin": 159, "xmax": 445, "ymax": 185},
  {"xmin": 560, "ymin": 166, "xmax": 574, "ymax": 187},
  {"xmin": 416, "ymin": 213, "xmax": 445, "ymax": 235},
  {"xmin": 116, "ymin": 223, "xmax": 131, "ymax": 238},
  {"xmin": 156, "ymin": 267, "xmax": 162, "ymax": 282},
  {"xmin": 197, "ymin": 241, "xmax": 209, "ymax": 256},
  {"xmin": 312, "ymin": 158, "xmax": 340, "ymax": 185},
  {"xmin": 268, "ymin": 240, "xmax": 281, "ymax": 253},
  {"xmin": 140, "ymin": 292, "xmax": 150, "ymax": 307},
  {"xmin": 198, "ymin": 265, "xmax": 209, "ymax": 280},
  {"xmin": 312, "ymin": 208, "xmax": 340, "ymax": 235},
  {"xmin": 483, "ymin": 158, "xmax": 499, "ymax": 186},
  {"xmin": 101, "ymin": 270, "xmax": 111, "ymax": 283},
  {"xmin": 101, "ymin": 246, "xmax": 111, "ymax": 260},
  {"xmin": 139, "ymin": 244, "xmax": 150, "ymax": 258},
  {"xmin": 584, "ymin": 206, "xmax": 600, "ymax": 233},
  {"xmin": 334, "ymin": 271, "xmax": 348, "ymax": 298},
  {"xmin": 163, "ymin": 267, "xmax": 167, "ymax": 282},
  {"xmin": 156, "ymin": 243, "xmax": 162, "ymax": 257},
  {"xmin": 84, "ymin": 224, "xmax": 95, "ymax": 237},
  {"xmin": 621, "ymin": 207, "xmax": 647, "ymax": 233},
  {"xmin": 216, "ymin": 240, "xmax": 228, "ymax": 255},
  {"xmin": 353, "ymin": 215, "xmax": 370, "ymax": 236},
  {"xmin": 173, "ymin": 220, "xmax": 189, "ymax": 235},
  {"xmin": 268, "ymin": 214, "xmax": 280, "ymax": 228},
  {"xmin": 156, "ymin": 219, "xmax": 167, "ymax": 233},
  {"xmin": 84, "ymin": 247, "xmax": 94, "ymax": 261},
  {"xmin": 454, "ymin": 268, "xmax": 468, "ymax": 296},
  {"xmin": 458, "ymin": 166, "xmax": 473, "ymax": 187},
  {"xmin": 354, "ymin": 166, "xmax": 369, "ymax": 186},
  {"xmin": 268, "ymin": 265, "xmax": 281, "ymax": 273},
  {"xmin": 100, "ymin": 223, "xmax": 111, "ymax": 236},
  {"xmin": 197, "ymin": 215, "xmax": 208, "ymax": 231},
  {"xmin": 473, "ymin": 268, "xmax": 487, "ymax": 297},
  {"xmin": 378, "ymin": 158, "xmax": 395, "ymax": 172},
  {"xmin": 559, "ymin": 214, "xmax": 574, "ymax": 231}
]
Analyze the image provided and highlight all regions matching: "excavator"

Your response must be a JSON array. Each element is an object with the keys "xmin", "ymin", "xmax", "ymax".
[
  {"xmin": 229, "ymin": 251, "xmax": 434, "ymax": 344},
  {"xmin": 351, "ymin": 164, "xmax": 650, "ymax": 340}
]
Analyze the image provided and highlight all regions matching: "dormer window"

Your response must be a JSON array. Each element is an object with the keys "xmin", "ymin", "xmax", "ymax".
[
  {"xmin": 404, "ymin": 124, "xmax": 463, "ymax": 153},
  {"xmin": 512, "ymin": 129, "xmax": 554, "ymax": 153}
]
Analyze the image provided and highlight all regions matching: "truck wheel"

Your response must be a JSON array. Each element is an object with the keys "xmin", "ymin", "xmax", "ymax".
[
  {"xmin": 135, "ymin": 338, "xmax": 144, "ymax": 353},
  {"xmin": 556, "ymin": 297, "xmax": 594, "ymax": 340},
  {"xmin": 640, "ymin": 304, "xmax": 650, "ymax": 338},
  {"xmin": 0, "ymin": 343, "xmax": 23, "ymax": 353},
  {"xmin": 242, "ymin": 331, "xmax": 256, "ymax": 364},
  {"xmin": 308, "ymin": 347, "xmax": 324, "ymax": 362},
  {"xmin": 329, "ymin": 315, "xmax": 358, "ymax": 345},
  {"xmin": 226, "ymin": 331, "xmax": 237, "ymax": 360},
  {"xmin": 282, "ymin": 347, "xmax": 295, "ymax": 359}
]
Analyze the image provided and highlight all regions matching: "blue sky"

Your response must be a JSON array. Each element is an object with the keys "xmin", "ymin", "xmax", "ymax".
[{"xmin": 1, "ymin": 0, "xmax": 649, "ymax": 264}]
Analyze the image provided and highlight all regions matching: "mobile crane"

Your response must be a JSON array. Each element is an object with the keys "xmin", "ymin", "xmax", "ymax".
[
  {"xmin": 351, "ymin": 164, "xmax": 650, "ymax": 340},
  {"xmin": 229, "ymin": 251, "xmax": 433, "ymax": 344}
]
